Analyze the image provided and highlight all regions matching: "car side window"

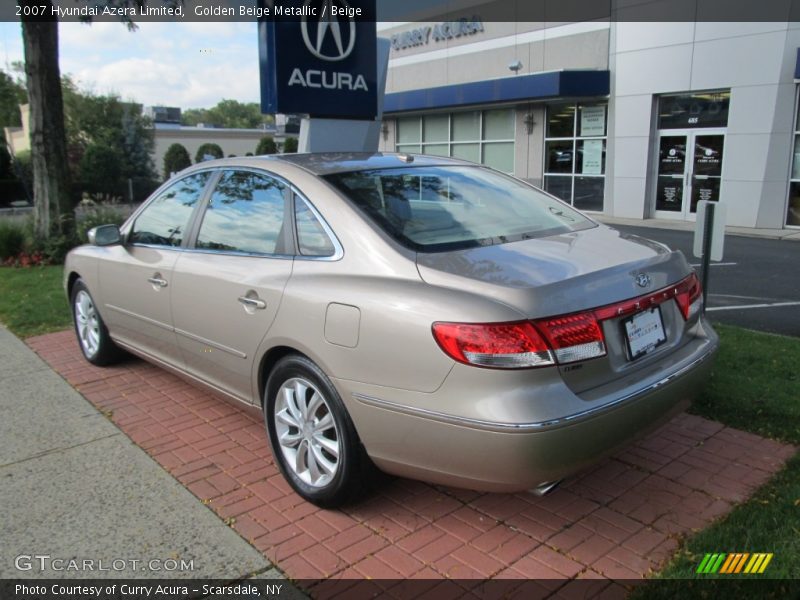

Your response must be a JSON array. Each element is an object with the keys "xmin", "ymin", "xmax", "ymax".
[
  {"xmin": 295, "ymin": 197, "xmax": 335, "ymax": 257},
  {"xmin": 129, "ymin": 172, "xmax": 210, "ymax": 247},
  {"xmin": 196, "ymin": 170, "xmax": 286, "ymax": 255}
]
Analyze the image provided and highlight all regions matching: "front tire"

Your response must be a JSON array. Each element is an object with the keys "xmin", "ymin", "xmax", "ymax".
[
  {"xmin": 265, "ymin": 355, "xmax": 368, "ymax": 507},
  {"xmin": 70, "ymin": 278, "xmax": 123, "ymax": 366}
]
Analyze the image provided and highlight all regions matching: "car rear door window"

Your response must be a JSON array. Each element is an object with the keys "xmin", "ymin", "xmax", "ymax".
[
  {"xmin": 129, "ymin": 172, "xmax": 210, "ymax": 247},
  {"xmin": 196, "ymin": 170, "xmax": 286, "ymax": 255}
]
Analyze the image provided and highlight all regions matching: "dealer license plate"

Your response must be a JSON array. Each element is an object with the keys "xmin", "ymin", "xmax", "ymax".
[{"xmin": 623, "ymin": 307, "xmax": 666, "ymax": 360}]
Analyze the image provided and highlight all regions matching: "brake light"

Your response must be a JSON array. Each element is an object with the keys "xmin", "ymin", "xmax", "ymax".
[
  {"xmin": 433, "ymin": 273, "xmax": 702, "ymax": 369},
  {"xmin": 432, "ymin": 321, "xmax": 555, "ymax": 369},
  {"xmin": 674, "ymin": 272, "xmax": 703, "ymax": 320}
]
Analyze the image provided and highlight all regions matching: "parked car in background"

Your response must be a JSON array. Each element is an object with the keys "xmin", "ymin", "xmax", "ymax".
[{"xmin": 65, "ymin": 153, "xmax": 718, "ymax": 506}]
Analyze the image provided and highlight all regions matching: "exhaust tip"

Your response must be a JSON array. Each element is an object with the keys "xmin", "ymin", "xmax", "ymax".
[{"xmin": 530, "ymin": 479, "xmax": 562, "ymax": 497}]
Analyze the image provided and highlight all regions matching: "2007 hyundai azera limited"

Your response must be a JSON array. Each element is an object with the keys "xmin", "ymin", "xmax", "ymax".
[{"xmin": 65, "ymin": 153, "xmax": 718, "ymax": 506}]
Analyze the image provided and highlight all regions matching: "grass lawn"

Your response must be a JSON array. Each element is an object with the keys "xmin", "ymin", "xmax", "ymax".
[
  {"xmin": 635, "ymin": 322, "xmax": 800, "ymax": 594},
  {"xmin": 0, "ymin": 265, "xmax": 71, "ymax": 338}
]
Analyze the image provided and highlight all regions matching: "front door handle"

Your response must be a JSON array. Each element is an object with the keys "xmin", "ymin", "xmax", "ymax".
[
  {"xmin": 147, "ymin": 277, "xmax": 168, "ymax": 288},
  {"xmin": 238, "ymin": 296, "xmax": 266, "ymax": 310}
]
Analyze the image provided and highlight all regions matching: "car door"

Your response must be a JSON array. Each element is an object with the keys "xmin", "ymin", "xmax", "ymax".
[
  {"xmin": 171, "ymin": 169, "xmax": 294, "ymax": 403},
  {"xmin": 98, "ymin": 171, "xmax": 212, "ymax": 366}
]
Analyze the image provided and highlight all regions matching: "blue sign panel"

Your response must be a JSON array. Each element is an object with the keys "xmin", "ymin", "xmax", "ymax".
[{"xmin": 259, "ymin": 0, "xmax": 377, "ymax": 119}]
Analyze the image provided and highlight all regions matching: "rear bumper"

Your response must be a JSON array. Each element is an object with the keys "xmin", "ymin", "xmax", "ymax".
[{"xmin": 338, "ymin": 320, "xmax": 719, "ymax": 492}]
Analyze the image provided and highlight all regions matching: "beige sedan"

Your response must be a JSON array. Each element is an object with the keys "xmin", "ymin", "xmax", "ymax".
[{"xmin": 65, "ymin": 153, "xmax": 718, "ymax": 506}]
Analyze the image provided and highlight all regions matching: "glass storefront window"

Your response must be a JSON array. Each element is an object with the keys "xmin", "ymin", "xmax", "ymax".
[
  {"xmin": 397, "ymin": 117, "xmax": 420, "ymax": 144},
  {"xmin": 423, "ymin": 143, "xmax": 449, "ymax": 157},
  {"xmin": 451, "ymin": 112, "xmax": 480, "ymax": 141},
  {"xmin": 451, "ymin": 143, "xmax": 480, "ymax": 162},
  {"xmin": 546, "ymin": 104, "xmax": 575, "ymax": 138},
  {"xmin": 545, "ymin": 140, "xmax": 573, "ymax": 173},
  {"xmin": 483, "ymin": 109, "xmax": 514, "ymax": 140},
  {"xmin": 394, "ymin": 109, "xmax": 515, "ymax": 173},
  {"xmin": 483, "ymin": 143, "xmax": 514, "ymax": 173},
  {"xmin": 658, "ymin": 91, "xmax": 730, "ymax": 130},
  {"xmin": 787, "ymin": 96, "xmax": 800, "ymax": 227},
  {"xmin": 543, "ymin": 103, "xmax": 606, "ymax": 211},
  {"xmin": 423, "ymin": 114, "xmax": 448, "ymax": 143}
]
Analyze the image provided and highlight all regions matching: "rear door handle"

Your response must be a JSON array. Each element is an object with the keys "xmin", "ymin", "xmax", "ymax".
[
  {"xmin": 238, "ymin": 296, "xmax": 266, "ymax": 310},
  {"xmin": 147, "ymin": 277, "xmax": 168, "ymax": 288}
]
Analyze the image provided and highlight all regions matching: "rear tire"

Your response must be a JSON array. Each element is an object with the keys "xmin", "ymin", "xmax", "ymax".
[
  {"xmin": 70, "ymin": 279, "xmax": 124, "ymax": 366},
  {"xmin": 265, "ymin": 354, "xmax": 369, "ymax": 507}
]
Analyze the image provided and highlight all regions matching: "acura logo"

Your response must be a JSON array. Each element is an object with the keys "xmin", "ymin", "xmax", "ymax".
[
  {"xmin": 301, "ymin": 0, "xmax": 356, "ymax": 62},
  {"xmin": 635, "ymin": 273, "xmax": 652, "ymax": 288}
]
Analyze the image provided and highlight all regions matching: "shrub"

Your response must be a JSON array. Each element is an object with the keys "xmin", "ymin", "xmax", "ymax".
[
  {"xmin": 163, "ymin": 143, "xmax": 191, "ymax": 179},
  {"xmin": 194, "ymin": 143, "xmax": 224, "ymax": 163},
  {"xmin": 256, "ymin": 136, "xmax": 278, "ymax": 155},
  {"xmin": 12, "ymin": 150, "xmax": 33, "ymax": 194},
  {"xmin": 0, "ymin": 220, "xmax": 26, "ymax": 260},
  {"xmin": 283, "ymin": 137, "xmax": 298, "ymax": 153},
  {"xmin": 79, "ymin": 143, "xmax": 124, "ymax": 197}
]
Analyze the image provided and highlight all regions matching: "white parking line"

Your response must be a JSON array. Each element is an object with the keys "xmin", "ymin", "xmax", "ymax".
[
  {"xmin": 689, "ymin": 262, "xmax": 738, "ymax": 267},
  {"xmin": 707, "ymin": 301, "xmax": 800, "ymax": 312}
]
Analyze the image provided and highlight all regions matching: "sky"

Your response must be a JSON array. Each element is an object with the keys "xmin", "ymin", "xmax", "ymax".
[{"xmin": 0, "ymin": 21, "xmax": 262, "ymax": 109}]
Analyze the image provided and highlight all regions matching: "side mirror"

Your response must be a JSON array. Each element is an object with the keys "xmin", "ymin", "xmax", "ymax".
[{"xmin": 88, "ymin": 224, "xmax": 122, "ymax": 247}]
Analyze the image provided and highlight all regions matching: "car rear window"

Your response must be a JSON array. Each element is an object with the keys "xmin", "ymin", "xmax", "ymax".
[{"xmin": 324, "ymin": 166, "xmax": 595, "ymax": 252}]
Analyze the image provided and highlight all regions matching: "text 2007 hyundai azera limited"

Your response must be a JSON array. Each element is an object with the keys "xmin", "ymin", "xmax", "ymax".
[{"xmin": 65, "ymin": 153, "xmax": 718, "ymax": 506}]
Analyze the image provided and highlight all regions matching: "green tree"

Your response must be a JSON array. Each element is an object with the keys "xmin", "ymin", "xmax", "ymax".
[
  {"xmin": 163, "ymin": 143, "xmax": 191, "ymax": 179},
  {"xmin": 79, "ymin": 143, "xmax": 123, "ymax": 197},
  {"xmin": 182, "ymin": 99, "xmax": 273, "ymax": 129},
  {"xmin": 195, "ymin": 143, "xmax": 224, "ymax": 163},
  {"xmin": 256, "ymin": 136, "xmax": 278, "ymax": 155},
  {"xmin": 17, "ymin": 0, "xmax": 178, "ymax": 241},
  {"xmin": 0, "ymin": 70, "xmax": 26, "ymax": 131},
  {"xmin": 283, "ymin": 137, "xmax": 298, "ymax": 153},
  {"xmin": 61, "ymin": 76, "xmax": 156, "ymax": 201}
]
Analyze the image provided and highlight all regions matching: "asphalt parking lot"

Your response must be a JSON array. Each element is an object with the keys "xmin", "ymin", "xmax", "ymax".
[{"xmin": 612, "ymin": 226, "xmax": 800, "ymax": 337}]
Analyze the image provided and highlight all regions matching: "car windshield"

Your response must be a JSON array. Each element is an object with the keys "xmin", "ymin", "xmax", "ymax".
[{"xmin": 325, "ymin": 165, "xmax": 595, "ymax": 252}]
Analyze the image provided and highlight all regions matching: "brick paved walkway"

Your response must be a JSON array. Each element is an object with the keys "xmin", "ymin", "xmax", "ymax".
[{"xmin": 28, "ymin": 331, "xmax": 796, "ymax": 594}]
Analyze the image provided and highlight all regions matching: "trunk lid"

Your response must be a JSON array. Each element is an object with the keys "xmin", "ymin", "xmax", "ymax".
[{"xmin": 416, "ymin": 224, "xmax": 697, "ymax": 393}]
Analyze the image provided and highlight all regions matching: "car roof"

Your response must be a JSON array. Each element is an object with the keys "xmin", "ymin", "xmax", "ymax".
[{"xmin": 186, "ymin": 152, "xmax": 475, "ymax": 176}]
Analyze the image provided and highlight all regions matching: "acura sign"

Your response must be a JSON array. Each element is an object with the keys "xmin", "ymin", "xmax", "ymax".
[{"xmin": 259, "ymin": 0, "xmax": 377, "ymax": 119}]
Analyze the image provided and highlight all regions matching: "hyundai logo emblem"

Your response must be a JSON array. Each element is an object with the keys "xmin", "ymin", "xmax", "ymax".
[
  {"xmin": 635, "ymin": 273, "xmax": 652, "ymax": 288},
  {"xmin": 301, "ymin": 0, "xmax": 357, "ymax": 62}
]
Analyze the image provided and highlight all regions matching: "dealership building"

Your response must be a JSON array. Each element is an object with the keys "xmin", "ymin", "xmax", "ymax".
[{"xmin": 377, "ymin": 20, "xmax": 800, "ymax": 230}]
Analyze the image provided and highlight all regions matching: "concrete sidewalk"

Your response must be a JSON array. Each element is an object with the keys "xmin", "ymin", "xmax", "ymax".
[{"xmin": 0, "ymin": 324, "xmax": 275, "ymax": 580}]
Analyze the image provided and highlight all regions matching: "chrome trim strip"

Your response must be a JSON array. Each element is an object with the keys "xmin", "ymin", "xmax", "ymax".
[
  {"xmin": 179, "ymin": 247, "xmax": 295, "ymax": 260},
  {"xmin": 353, "ymin": 348, "xmax": 714, "ymax": 433},
  {"xmin": 105, "ymin": 304, "xmax": 172, "ymax": 332},
  {"xmin": 174, "ymin": 328, "xmax": 247, "ymax": 359}
]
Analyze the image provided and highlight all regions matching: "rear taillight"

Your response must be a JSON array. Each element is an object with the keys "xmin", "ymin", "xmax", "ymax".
[
  {"xmin": 432, "ymin": 321, "xmax": 555, "ymax": 369},
  {"xmin": 674, "ymin": 272, "xmax": 703, "ymax": 320},
  {"xmin": 432, "ymin": 312, "xmax": 606, "ymax": 369},
  {"xmin": 534, "ymin": 313, "xmax": 606, "ymax": 364},
  {"xmin": 432, "ymin": 273, "xmax": 702, "ymax": 369}
]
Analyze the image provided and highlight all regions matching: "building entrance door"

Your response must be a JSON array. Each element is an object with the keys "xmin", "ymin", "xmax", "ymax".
[{"xmin": 654, "ymin": 130, "xmax": 725, "ymax": 220}]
